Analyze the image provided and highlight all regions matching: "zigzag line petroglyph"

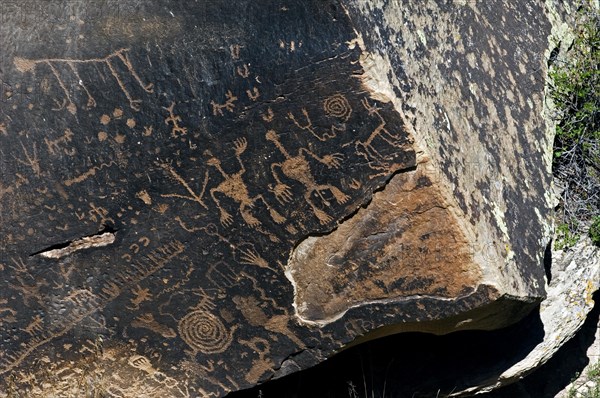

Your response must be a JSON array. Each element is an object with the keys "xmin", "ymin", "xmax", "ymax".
[{"xmin": 63, "ymin": 161, "xmax": 117, "ymax": 186}]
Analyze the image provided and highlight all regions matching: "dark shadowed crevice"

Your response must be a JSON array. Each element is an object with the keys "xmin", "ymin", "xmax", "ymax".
[{"xmin": 226, "ymin": 306, "xmax": 547, "ymax": 398}]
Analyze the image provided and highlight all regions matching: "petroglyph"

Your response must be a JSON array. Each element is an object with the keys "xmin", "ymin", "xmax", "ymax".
[
  {"xmin": 164, "ymin": 102, "xmax": 188, "ymax": 137},
  {"xmin": 355, "ymin": 98, "xmax": 409, "ymax": 177},
  {"xmin": 288, "ymin": 108, "xmax": 345, "ymax": 142},
  {"xmin": 234, "ymin": 295, "xmax": 304, "ymax": 348},
  {"xmin": 0, "ymin": 0, "xmax": 428, "ymax": 393},
  {"xmin": 266, "ymin": 129, "xmax": 348, "ymax": 224},
  {"xmin": 0, "ymin": 241, "xmax": 185, "ymax": 376},
  {"xmin": 14, "ymin": 141, "xmax": 41, "ymax": 177},
  {"xmin": 44, "ymin": 128, "xmax": 74, "ymax": 156},
  {"xmin": 236, "ymin": 64, "xmax": 250, "ymax": 78},
  {"xmin": 178, "ymin": 310, "xmax": 233, "ymax": 354},
  {"xmin": 131, "ymin": 313, "xmax": 177, "ymax": 338},
  {"xmin": 239, "ymin": 337, "xmax": 274, "ymax": 384},
  {"xmin": 14, "ymin": 48, "xmax": 153, "ymax": 113},
  {"xmin": 210, "ymin": 90, "xmax": 238, "ymax": 116},
  {"xmin": 159, "ymin": 162, "xmax": 209, "ymax": 210},
  {"xmin": 177, "ymin": 290, "xmax": 235, "ymax": 355},
  {"xmin": 261, "ymin": 107, "xmax": 275, "ymax": 122},
  {"xmin": 230, "ymin": 44, "xmax": 242, "ymax": 60},
  {"xmin": 323, "ymin": 93, "xmax": 353, "ymax": 121},
  {"xmin": 246, "ymin": 87, "xmax": 260, "ymax": 101},
  {"xmin": 63, "ymin": 160, "xmax": 117, "ymax": 187},
  {"xmin": 206, "ymin": 138, "xmax": 286, "ymax": 228},
  {"xmin": 127, "ymin": 285, "xmax": 153, "ymax": 310}
]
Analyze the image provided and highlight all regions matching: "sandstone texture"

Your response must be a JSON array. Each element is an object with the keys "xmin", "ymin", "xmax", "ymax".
[{"xmin": 0, "ymin": 1, "xmax": 554, "ymax": 396}]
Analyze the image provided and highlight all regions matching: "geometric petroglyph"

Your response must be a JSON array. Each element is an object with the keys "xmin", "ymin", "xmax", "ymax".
[
  {"xmin": 323, "ymin": 93, "xmax": 352, "ymax": 122},
  {"xmin": 177, "ymin": 309, "xmax": 233, "ymax": 354}
]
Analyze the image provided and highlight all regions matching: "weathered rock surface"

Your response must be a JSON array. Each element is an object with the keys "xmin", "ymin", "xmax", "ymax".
[
  {"xmin": 0, "ymin": 1, "xmax": 553, "ymax": 396},
  {"xmin": 451, "ymin": 237, "xmax": 600, "ymax": 396}
]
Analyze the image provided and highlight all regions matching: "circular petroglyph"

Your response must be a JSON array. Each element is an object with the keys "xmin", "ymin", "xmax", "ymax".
[
  {"xmin": 323, "ymin": 94, "xmax": 352, "ymax": 121},
  {"xmin": 177, "ymin": 310, "xmax": 233, "ymax": 354}
]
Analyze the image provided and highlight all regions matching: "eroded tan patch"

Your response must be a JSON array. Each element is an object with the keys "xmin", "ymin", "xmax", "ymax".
[{"xmin": 287, "ymin": 163, "xmax": 482, "ymax": 325}]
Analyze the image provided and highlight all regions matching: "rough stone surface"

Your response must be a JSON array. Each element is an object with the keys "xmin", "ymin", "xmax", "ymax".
[
  {"xmin": 451, "ymin": 238, "xmax": 600, "ymax": 396},
  {"xmin": 0, "ymin": 1, "xmax": 553, "ymax": 396}
]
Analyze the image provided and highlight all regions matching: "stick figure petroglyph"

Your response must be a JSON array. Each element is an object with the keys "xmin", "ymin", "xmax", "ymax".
[
  {"xmin": 265, "ymin": 129, "xmax": 348, "ymax": 225},
  {"xmin": 164, "ymin": 102, "xmax": 188, "ymax": 137},
  {"xmin": 205, "ymin": 138, "xmax": 285, "ymax": 228},
  {"xmin": 355, "ymin": 98, "xmax": 409, "ymax": 177}
]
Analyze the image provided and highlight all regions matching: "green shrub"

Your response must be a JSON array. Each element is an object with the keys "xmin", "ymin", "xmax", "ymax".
[
  {"xmin": 550, "ymin": 0, "xmax": 600, "ymax": 249},
  {"xmin": 555, "ymin": 222, "xmax": 581, "ymax": 250},
  {"xmin": 589, "ymin": 216, "xmax": 600, "ymax": 246}
]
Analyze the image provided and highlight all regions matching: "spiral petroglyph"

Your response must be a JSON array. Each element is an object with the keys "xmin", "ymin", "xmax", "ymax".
[
  {"xmin": 323, "ymin": 94, "xmax": 352, "ymax": 121},
  {"xmin": 177, "ymin": 309, "xmax": 233, "ymax": 354}
]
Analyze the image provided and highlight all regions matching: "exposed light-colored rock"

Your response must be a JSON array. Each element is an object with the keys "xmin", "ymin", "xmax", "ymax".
[{"xmin": 451, "ymin": 238, "xmax": 600, "ymax": 395}]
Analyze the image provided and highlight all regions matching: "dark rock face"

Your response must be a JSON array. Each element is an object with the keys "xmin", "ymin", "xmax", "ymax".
[{"xmin": 0, "ymin": 1, "xmax": 552, "ymax": 396}]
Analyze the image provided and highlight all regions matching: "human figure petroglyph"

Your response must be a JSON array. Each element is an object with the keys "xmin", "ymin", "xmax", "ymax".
[
  {"xmin": 355, "ymin": 98, "xmax": 409, "ymax": 177},
  {"xmin": 238, "ymin": 337, "xmax": 274, "ymax": 384},
  {"xmin": 265, "ymin": 129, "xmax": 348, "ymax": 225},
  {"xmin": 164, "ymin": 102, "xmax": 188, "ymax": 137},
  {"xmin": 205, "ymin": 137, "xmax": 285, "ymax": 228},
  {"xmin": 127, "ymin": 285, "xmax": 153, "ymax": 310},
  {"xmin": 14, "ymin": 48, "xmax": 153, "ymax": 113}
]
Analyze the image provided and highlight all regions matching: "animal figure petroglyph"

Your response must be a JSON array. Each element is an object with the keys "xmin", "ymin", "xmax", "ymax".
[
  {"xmin": 265, "ymin": 129, "xmax": 348, "ymax": 224},
  {"xmin": 14, "ymin": 48, "xmax": 153, "ymax": 113}
]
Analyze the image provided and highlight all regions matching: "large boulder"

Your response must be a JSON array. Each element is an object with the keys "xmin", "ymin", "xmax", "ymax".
[{"xmin": 0, "ymin": 1, "xmax": 553, "ymax": 396}]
